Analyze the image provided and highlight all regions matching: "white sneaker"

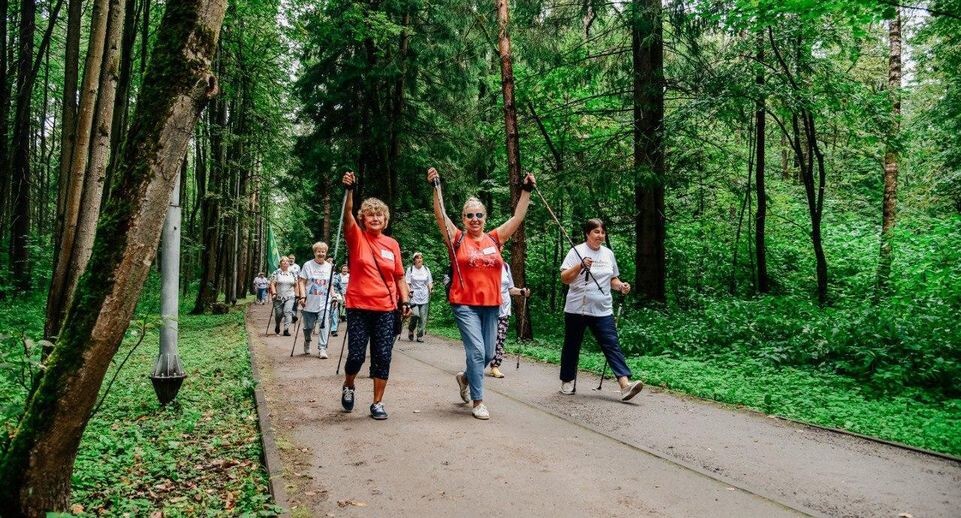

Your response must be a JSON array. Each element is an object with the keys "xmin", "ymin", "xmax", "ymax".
[
  {"xmin": 560, "ymin": 381, "xmax": 576, "ymax": 395},
  {"xmin": 455, "ymin": 372, "xmax": 470, "ymax": 403},
  {"xmin": 620, "ymin": 381, "xmax": 643, "ymax": 401},
  {"xmin": 472, "ymin": 403, "xmax": 490, "ymax": 420},
  {"xmin": 318, "ymin": 348, "xmax": 329, "ymax": 359}
]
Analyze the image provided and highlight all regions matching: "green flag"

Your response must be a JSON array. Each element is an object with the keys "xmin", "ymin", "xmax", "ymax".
[{"xmin": 266, "ymin": 225, "xmax": 280, "ymax": 274}]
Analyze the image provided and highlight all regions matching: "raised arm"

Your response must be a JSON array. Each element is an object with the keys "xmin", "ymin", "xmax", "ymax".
[
  {"xmin": 495, "ymin": 173, "xmax": 536, "ymax": 241},
  {"xmin": 426, "ymin": 167, "xmax": 457, "ymax": 247}
]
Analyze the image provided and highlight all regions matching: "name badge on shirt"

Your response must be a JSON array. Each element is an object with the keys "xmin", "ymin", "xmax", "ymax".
[
  {"xmin": 380, "ymin": 249, "xmax": 395, "ymax": 261},
  {"xmin": 482, "ymin": 246, "xmax": 497, "ymax": 255}
]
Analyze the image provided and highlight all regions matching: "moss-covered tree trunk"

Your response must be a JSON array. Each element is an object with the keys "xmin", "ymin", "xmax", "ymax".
[{"xmin": 0, "ymin": 1, "xmax": 227, "ymax": 514}]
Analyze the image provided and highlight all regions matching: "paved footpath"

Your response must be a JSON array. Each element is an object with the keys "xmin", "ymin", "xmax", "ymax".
[{"xmin": 245, "ymin": 303, "xmax": 961, "ymax": 517}]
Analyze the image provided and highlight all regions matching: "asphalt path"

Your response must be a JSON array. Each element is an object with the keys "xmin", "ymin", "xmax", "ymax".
[{"xmin": 245, "ymin": 303, "xmax": 961, "ymax": 517}]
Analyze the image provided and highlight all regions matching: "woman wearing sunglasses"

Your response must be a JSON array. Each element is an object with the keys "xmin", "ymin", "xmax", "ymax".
[{"xmin": 426, "ymin": 167, "xmax": 535, "ymax": 420}]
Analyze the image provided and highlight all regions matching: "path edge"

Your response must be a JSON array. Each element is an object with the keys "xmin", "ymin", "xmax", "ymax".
[{"xmin": 244, "ymin": 305, "xmax": 291, "ymax": 517}]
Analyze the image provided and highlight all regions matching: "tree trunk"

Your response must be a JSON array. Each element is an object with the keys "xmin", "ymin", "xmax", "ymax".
[
  {"xmin": 0, "ymin": 0, "xmax": 9, "ymax": 264},
  {"xmin": 387, "ymin": 10, "xmax": 409, "ymax": 208},
  {"xmin": 755, "ymin": 33, "xmax": 768, "ymax": 293},
  {"xmin": 192, "ymin": 68, "xmax": 225, "ymax": 314},
  {"xmin": 64, "ymin": 0, "xmax": 125, "ymax": 308},
  {"xmin": 495, "ymin": 0, "xmax": 530, "ymax": 339},
  {"xmin": 0, "ymin": 1, "xmax": 226, "ymax": 514},
  {"xmin": 45, "ymin": 0, "xmax": 113, "ymax": 338},
  {"xmin": 631, "ymin": 0, "xmax": 665, "ymax": 302},
  {"xmin": 9, "ymin": 0, "xmax": 37, "ymax": 292},
  {"xmin": 876, "ymin": 8, "xmax": 900, "ymax": 295},
  {"xmin": 103, "ymin": 0, "xmax": 138, "ymax": 203},
  {"xmin": 44, "ymin": 0, "xmax": 81, "ymax": 329}
]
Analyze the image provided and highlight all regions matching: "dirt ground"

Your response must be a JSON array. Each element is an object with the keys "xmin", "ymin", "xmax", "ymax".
[{"xmin": 245, "ymin": 303, "xmax": 961, "ymax": 517}]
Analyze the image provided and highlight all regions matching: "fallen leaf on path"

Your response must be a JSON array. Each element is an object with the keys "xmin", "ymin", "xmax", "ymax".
[
  {"xmin": 726, "ymin": 487, "xmax": 736, "ymax": 491},
  {"xmin": 338, "ymin": 500, "xmax": 368, "ymax": 507},
  {"xmin": 898, "ymin": 514, "xmax": 914, "ymax": 518}
]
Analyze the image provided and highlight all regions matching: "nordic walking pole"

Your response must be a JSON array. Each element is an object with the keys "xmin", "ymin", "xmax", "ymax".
[
  {"xmin": 532, "ymin": 184, "xmax": 605, "ymax": 294},
  {"xmin": 335, "ymin": 327, "xmax": 349, "ymax": 374},
  {"xmin": 288, "ymin": 301, "xmax": 303, "ymax": 357},
  {"xmin": 430, "ymin": 170, "xmax": 465, "ymax": 292},
  {"xmin": 264, "ymin": 299, "xmax": 274, "ymax": 336},
  {"xmin": 319, "ymin": 190, "xmax": 349, "ymax": 343},
  {"xmin": 516, "ymin": 288, "xmax": 529, "ymax": 369},
  {"xmin": 596, "ymin": 296, "xmax": 625, "ymax": 390}
]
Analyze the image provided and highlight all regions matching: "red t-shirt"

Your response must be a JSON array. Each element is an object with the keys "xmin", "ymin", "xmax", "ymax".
[
  {"xmin": 345, "ymin": 218, "xmax": 404, "ymax": 311},
  {"xmin": 447, "ymin": 229, "xmax": 503, "ymax": 307}
]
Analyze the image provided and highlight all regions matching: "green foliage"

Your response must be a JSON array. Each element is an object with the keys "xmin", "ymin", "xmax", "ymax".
[
  {"xmin": 69, "ymin": 310, "xmax": 278, "ymax": 515},
  {"xmin": 0, "ymin": 287, "xmax": 277, "ymax": 514}
]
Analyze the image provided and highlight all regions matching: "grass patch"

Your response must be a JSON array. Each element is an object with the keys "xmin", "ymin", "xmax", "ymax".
[
  {"xmin": 70, "ymin": 309, "xmax": 278, "ymax": 516},
  {"xmin": 0, "ymin": 290, "xmax": 278, "ymax": 516},
  {"xmin": 431, "ymin": 321, "xmax": 961, "ymax": 456}
]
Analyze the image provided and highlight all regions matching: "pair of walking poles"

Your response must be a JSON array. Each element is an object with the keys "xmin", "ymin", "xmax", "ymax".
[
  {"xmin": 532, "ymin": 183, "xmax": 624, "ymax": 391},
  {"xmin": 261, "ymin": 190, "xmax": 350, "ymax": 361}
]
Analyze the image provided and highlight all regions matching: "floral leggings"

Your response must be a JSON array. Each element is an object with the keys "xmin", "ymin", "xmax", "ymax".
[
  {"xmin": 489, "ymin": 316, "xmax": 509, "ymax": 368},
  {"xmin": 345, "ymin": 308, "xmax": 396, "ymax": 380}
]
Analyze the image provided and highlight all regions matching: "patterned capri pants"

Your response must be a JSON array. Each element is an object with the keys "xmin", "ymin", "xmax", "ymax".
[
  {"xmin": 489, "ymin": 316, "xmax": 509, "ymax": 368},
  {"xmin": 345, "ymin": 308, "xmax": 396, "ymax": 380}
]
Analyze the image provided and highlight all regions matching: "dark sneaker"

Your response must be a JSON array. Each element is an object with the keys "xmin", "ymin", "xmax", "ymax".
[
  {"xmin": 341, "ymin": 386, "xmax": 355, "ymax": 412},
  {"xmin": 283, "ymin": 329, "xmax": 290, "ymax": 336},
  {"xmin": 370, "ymin": 403, "xmax": 388, "ymax": 420},
  {"xmin": 274, "ymin": 323, "xmax": 280, "ymax": 334},
  {"xmin": 408, "ymin": 332, "xmax": 414, "ymax": 341},
  {"xmin": 332, "ymin": 331, "xmax": 338, "ymax": 337}
]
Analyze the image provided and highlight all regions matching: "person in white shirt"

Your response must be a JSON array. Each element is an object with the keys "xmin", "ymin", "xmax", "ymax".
[
  {"xmin": 404, "ymin": 252, "xmax": 433, "ymax": 342},
  {"xmin": 558, "ymin": 218, "xmax": 643, "ymax": 401},
  {"xmin": 252, "ymin": 272, "xmax": 269, "ymax": 304},
  {"xmin": 270, "ymin": 258, "xmax": 298, "ymax": 335},
  {"xmin": 288, "ymin": 254, "xmax": 301, "ymax": 323},
  {"xmin": 487, "ymin": 263, "xmax": 530, "ymax": 378},
  {"xmin": 297, "ymin": 242, "xmax": 334, "ymax": 358}
]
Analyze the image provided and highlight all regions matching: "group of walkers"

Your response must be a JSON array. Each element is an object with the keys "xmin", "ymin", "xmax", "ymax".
[{"xmin": 258, "ymin": 168, "xmax": 644, "ymax": 421}]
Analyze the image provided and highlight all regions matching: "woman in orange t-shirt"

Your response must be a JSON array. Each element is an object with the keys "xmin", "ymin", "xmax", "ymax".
[
  {"xmin": 339, "ymin": 171, "xmax": 412, "ymax": 421},
  {"xmin": 426, "ymin": 167, "xmax": 535, "ymax": 420}
]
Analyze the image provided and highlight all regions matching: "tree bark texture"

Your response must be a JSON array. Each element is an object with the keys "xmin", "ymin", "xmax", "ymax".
[
  {"xmin": 192, "ymin": 81, "xmax": 225, "ymax": 313},
  {"xmin": 9, "ymin": 0, "xmax": 37, "ymax": 291},
  {"xmin": 496, "ymin": 0, "xmax": 531, "ymax": 339},
  {"xmin": 755, "ymin": 33, "xmax": 768, "ymax": 293},
  {"xmin": 0, "ymin": 0, "xmax": 10, "ymax": 251},
  {"xmin": 0, "ymin": 1, "xmax": 227, "ymax": 514},
  {"xmin": 45, "ymin": 0, "xmax": 113, "ymax": 338},
  {"xmin": 632, "ymin": 0, "xmax": 666, "ymax": 302},
  {"xmin": 876, "ymin": 9, "xmax": 901, "ymax": 294}
]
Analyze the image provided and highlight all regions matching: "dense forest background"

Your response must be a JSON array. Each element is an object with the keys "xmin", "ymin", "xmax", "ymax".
[{"xmin": 0, "ymin": 1, "xmax": 959, "ymax": 507}]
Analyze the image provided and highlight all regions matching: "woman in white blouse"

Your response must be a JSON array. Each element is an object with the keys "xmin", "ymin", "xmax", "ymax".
[{"xmin": 558, "ymin": 218, "xmax": 643, "ymax": 401}]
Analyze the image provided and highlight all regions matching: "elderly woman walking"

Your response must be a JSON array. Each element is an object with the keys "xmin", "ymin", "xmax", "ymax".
[
  {"xmin": 558, "ymin": 218, "xmax": 643, "ymax": 401},
  {"xmin": 269, "ymin": 258, "xmax": 298, "ymax": 336},
  {"xmin": 340, "ymin": 172, "xmax": 412, "ymax": 420},
  {"xmin": 427, "ymin": 166, "xmax": 535, "ymax": 420}
]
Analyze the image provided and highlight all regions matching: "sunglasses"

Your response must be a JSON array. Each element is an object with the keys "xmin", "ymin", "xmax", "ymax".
[{"xmin": 464, "ymin": 212, "xmax": 486, "ymax": 220}]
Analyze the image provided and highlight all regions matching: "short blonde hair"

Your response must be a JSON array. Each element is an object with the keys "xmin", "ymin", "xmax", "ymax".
[
  {"xmin": 358, "ymin": 197, "xmax": 390, "ymax": 229},
  {"xmin": 312, "ymin": 241, "xmax": 328, "ymax": 253},
  {"xmin": 461, "ymin": 196, "xmax": 486, "ymax": 217}
]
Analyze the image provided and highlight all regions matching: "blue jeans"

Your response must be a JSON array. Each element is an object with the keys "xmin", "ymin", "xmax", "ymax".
[
  {"xmin": 452, "ymin": 305, "xmax": 499, "ymax": 401},
  {"xmin": 257, "ymin": 288, "xmax": 267, "ymax": 302},
  {"xmin": 330, "ymin": 302, "xmax": 340, "ymax": 331},
  {"xmin": 301, "ymin": 308, "xmax": 331, "ymax": 349},
  {"xmin": 560, "ymin": 312, "xmax": 632, "ymax": 382}
]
